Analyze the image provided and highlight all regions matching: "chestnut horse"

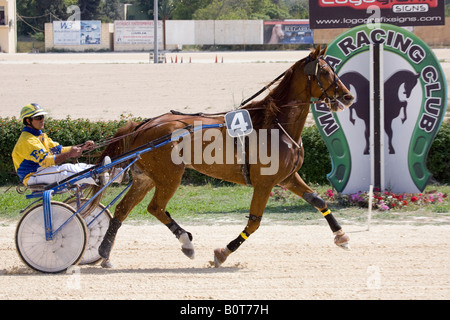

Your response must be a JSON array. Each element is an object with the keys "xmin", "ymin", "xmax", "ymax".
[{"xmin": 91, "ymin": 46, "xmax": 354, "ymax": 268}]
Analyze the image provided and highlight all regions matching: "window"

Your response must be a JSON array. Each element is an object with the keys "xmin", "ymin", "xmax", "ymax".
[{"xmin": 0, "ymin": 6, "xmax": 6, "ymax": 25}]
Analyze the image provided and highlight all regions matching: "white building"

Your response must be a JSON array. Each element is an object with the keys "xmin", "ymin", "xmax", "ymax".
[{"xmin": 0, "ymin": 0, "xmax": 16, "ymax": 53}]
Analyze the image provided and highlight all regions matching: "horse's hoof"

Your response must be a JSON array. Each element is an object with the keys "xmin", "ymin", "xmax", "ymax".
[
  {"xmin": 101, "ymin": 259, "xmax": 114, "ymax": 268},
  {"xmin": 181, "ymin": 248, "xmax": 195, "ymax": 259},
  {"xmin": 179, "ymin": 232, "xmax": 195, "ymax": 259},
  {"xmin": 334, "ymin": 232, "xmax": 351, "ymax": 251},
  {"xmin": 98, "ymin": 240, "xmax": 113, "ymax": 259},
  {"xmin": 213, "ymin": 248, "xmax": 230, "ymax": 268}
]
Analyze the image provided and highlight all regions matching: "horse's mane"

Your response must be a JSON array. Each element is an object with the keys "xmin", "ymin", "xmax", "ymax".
[{"xmin": 243, "ymin": 58, "xmax": 304, "ymax": 129}]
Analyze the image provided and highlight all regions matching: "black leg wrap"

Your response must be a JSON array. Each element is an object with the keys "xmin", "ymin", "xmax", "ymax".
[
  {"xmin": 323, "ymin": 211, "xmax": 342, "ymax": 233},
  {"xmin": 166, "ymin": 216, "xmax": 193, "ymax": 241},
  {"xmin": 303, "ymin": 192, "xmax": 326, "ymax": 209},
  {"xmin": 98, "ymin": 217, "xmax": 122, "ymax": 259},
  {"xmin": 226, "ymin": 231, "xmax": 249, "ymax": 253}
]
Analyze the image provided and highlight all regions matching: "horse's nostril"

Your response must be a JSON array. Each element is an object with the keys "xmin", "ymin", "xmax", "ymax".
[{"xmin": 344, "ymin": 94, "xmax": 354, "ymax": 101}]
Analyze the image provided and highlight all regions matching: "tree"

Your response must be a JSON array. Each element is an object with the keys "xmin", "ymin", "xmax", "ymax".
[
  {"xmin": 171, "ymin": 0, "xmax": 211, "ymax": 20},
  {"xmin": 286, "ymin": 0, "xmax": 309, "ymax": 19},
  {"xmin": 16, "ymin": 0, "xmax": 70, "ymax": 36},
  {"xmin": 192, "ymin": 0, "xmax": 290, "ymax": 20},
  {"xmin": 78, "ymin": 0, "xmax": 102, "ymax": 20},
  {"xmin": 99, "ymin": 0, "xmax": 123, "ymax": 22}
]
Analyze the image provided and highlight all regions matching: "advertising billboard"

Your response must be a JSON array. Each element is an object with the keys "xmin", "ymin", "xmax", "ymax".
[
  {"xmin": 53, "ymin": 21, "xmax": 101, "ymax": 45},
  {"xmin": 309, "ymin": 0, "xmax": 445, "ymax": 29},
  {"xmin": 264, "ymin": 20, "xmax": 313, "ymax": 44},
  {"xmin": 114, "ymin": 20, "xmax": 162, "ymax": 45}
]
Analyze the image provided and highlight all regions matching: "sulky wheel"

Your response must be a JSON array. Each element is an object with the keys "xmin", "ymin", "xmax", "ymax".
[
  {"xmin": 15, "ymin": 201, "xmax": 87, "ymax": 274},
  {"xmin": 65, "ymin": 198, "xmax": 112, "ymax": 265}
]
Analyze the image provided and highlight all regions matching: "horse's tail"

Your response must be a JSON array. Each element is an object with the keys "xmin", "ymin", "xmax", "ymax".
[{"xmin": 85, "ymin": 120, "xmax": 139, "ymax": 214}]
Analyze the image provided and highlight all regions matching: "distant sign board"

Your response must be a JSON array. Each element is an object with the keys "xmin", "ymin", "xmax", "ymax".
[
  {"xmin": 114, "ymin": 20, "xmax": 162, "ymax": 45},
  {"xmin": 264, "ymin": 20, "xmax": 313, "ymax": 44},
  {"xmin": 53, "ymin": 21, "xmax": 101, "ymax": 45},
  {"xmin": 309, "ymin": 0, "xmax": 445, "ymax": 29}
]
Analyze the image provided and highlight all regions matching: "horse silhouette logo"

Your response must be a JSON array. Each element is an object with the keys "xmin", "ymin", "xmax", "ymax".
[{"xmin": 340, "ymin": 70, "xmax": 419, "ymax": 155}]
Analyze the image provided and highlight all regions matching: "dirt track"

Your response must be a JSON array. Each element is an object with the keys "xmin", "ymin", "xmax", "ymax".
[{"xmin": 1, "ymin": 220, "xmax": 449, "ymax": 300}]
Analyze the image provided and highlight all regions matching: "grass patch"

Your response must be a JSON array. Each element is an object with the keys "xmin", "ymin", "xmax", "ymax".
[{"xmin": 1, "ymin": 183, "xmax": 448, "ymax": 226}]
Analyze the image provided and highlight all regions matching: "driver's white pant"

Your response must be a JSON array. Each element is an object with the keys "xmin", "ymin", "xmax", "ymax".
[{"xmin": 27, "ymin": 163, "xmax": 96, "ymax": 186}]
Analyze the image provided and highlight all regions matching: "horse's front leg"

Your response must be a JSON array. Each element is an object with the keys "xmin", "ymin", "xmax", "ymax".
[
  {"xmin": 281, "ymin": 172, "xmax": 350, "ymax": 250},
  {"xmin": 401, "ymin": 103, "xmax": 407, "ymax": 123},
  {"xmin": 214, "ymin": 185, "xmax": 272, "ymax": 267},
  {"xmin": 349, "ymin": 106, "xmax": 356, "ymax": 125}
]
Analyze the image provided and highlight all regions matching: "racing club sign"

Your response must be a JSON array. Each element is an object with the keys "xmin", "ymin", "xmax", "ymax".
[
  {"xmin": 311, "ymin": 24, "xmax": 447, "ymax": 194},
  {"xmin": 309, "ymin": 0, "xmax": 445, "ymax": 29}
]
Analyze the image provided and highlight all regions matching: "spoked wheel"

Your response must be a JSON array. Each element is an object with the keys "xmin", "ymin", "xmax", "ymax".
[
  {"xmin": 15, "ymin": 202, "xmax": 87, "ymax": 274},
  {"xmin": 65, "ymin": 198, "xmax": 112, "ymax": 265}
]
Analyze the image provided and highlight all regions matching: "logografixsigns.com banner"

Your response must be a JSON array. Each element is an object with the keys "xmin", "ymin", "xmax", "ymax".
[{"xmin": 309, "ymin": 0, "xmax": 445, "ymax": 29}]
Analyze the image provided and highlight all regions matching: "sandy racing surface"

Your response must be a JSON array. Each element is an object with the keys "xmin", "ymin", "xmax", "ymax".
[
  {"xmin": 1, "ymin": 220, "xmax": 450, "ymax": 300},
  {"xmin": 0, "ymin": 51, "xmax": 304, "ymax": 121},
  {"xmin": 1, "ymin": 49, "xmax": 449, "ymax": 122},
  {"xmin": 1, "ymin": 51, "xmax": 450, "ymax": 301}
]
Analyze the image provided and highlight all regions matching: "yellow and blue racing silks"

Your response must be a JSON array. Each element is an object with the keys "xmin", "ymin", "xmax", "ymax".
[{"xmin": 12, "ymin": 127, "xmax": 71, "ymax": 185}]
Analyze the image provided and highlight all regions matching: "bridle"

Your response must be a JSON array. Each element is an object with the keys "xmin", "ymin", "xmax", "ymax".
[{"xmin": 304, "ymin": 55, "xmax": 341, "ymax": 107}]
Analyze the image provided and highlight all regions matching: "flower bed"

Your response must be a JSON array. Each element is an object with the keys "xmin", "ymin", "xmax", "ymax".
[{"xmin": 324, "ymin": 188, "xmax": 447, "ymax": 211}]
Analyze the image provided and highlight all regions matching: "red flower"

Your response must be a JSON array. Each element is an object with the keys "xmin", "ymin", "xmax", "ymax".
[
  {"xmin": 403, "ymin": 201, "xmax": 408, "ymax": 205},
  {"xmin": 411, "ymin": 196, "xmax": 418, "ymax": 202}
]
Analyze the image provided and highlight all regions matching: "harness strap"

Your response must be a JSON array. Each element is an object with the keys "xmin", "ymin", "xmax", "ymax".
[{"xmin": 238, "ymin": 71, "xmax": 287, "ymax": 109}]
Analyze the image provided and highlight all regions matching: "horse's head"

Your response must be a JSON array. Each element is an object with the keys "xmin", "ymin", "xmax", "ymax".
[
  {"xmin": 403, "ymin": 72, "xmax": 420, "ymax": 98},
  {"xmin": 301, "ymin": 45, "xmax": 354, "ymax": 111}
]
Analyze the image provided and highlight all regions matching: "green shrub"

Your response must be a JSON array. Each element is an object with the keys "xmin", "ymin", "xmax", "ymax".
[
  {"xmin": 427, "ymin": 120, "xmax": 450, "ymax": 184},
  {"xmin": 299, "ymin": 125, "xmax": 331, "ymax": 184},
  {"xmin": 0, "ymin": 117, "xmax": 23, "ymax": 184}
]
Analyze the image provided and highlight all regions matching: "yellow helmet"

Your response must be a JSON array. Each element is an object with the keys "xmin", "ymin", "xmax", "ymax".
[{"xmin": 20, "ymin": 103, "xmax": 48, "ymax": 121}]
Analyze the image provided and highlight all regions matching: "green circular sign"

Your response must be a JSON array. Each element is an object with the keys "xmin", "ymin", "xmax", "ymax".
[{"xmin": 312, "ymin": 23, "xmax": 447, "ymax": 193}]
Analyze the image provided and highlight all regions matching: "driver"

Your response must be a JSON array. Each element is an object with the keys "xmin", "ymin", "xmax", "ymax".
[{"xmin": 12, "ymin": 103, "xmax": 97, "ymax": 187}]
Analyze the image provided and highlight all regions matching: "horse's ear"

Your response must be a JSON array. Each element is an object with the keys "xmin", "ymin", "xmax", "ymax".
[
  {"xmin": 320, "ymin": 45, "xmax": 328, "ymax": 56},
  {"xmin": 311, "ymin": 45, "xmax": 321, "ymax": 60}
]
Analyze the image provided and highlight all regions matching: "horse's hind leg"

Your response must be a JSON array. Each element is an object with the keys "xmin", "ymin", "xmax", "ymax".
[
  {"xmin": 280, "ymin": 173, "xmax": 350, "ymax": 250},
  {"xmin": 98, "ymin": 167, "xmax": 155, "ymax": 262},
  {"xmin": 146, "ymin": 173, "xmax": 195, "ymax": 259}
]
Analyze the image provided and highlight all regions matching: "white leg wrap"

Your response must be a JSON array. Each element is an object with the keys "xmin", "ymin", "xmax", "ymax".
[{"xmin": 179, "ymin": 232, "xmax": 195, "ymax": 259}]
